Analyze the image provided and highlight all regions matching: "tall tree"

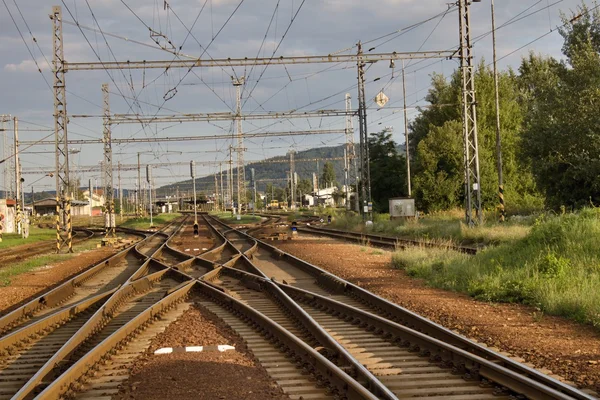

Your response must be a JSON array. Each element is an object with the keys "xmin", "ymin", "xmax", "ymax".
[
  {"xmin": 520, "ymin": 3, "xmax": 600, "ymax": 207},
  {"xmin": 410, "ymin": 62, "xmax": 542, "ymax": 212},
  {"xmin": 368, "ymin": 130, "xmax": 407, "ymax": 213},
  {"xmin": 321, "ymin": 162, "xmax": 336, "ymax": 188}
]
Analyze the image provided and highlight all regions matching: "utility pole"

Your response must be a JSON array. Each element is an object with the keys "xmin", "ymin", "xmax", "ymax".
[
  {"xmin": 491, "ymin": 0, "xmax": 505, "ymax": 222},
  {"xmin": 232, "ymin": 76, "xmax": 245, "ymax": 216},
  {"xmin": 13, "ymin": 117, "xmax": 22, "ymax": 235},
  {"xmin": 228, "ymin": 146, "xmax": 234, "ymax": 216},
  {"xmin": 219, "ymin": 163, "xmax": 224, "ymax": 212},
  {"xmin": 146, "ymin": 165, "xmax": 153, "ymax": 227},
  {"xmin": 89, "ymin": 178, "xmax": 93, "ymax": 225},
  {"xmin": 402, "ymin": 61, "xmax": 412, "ymax": 198},
  {"xmin": 459, "ymin": 0, "xmax": 483, "ymax": 226},
  {"xmin": 357, "ymin": 42, "xmax": 372, "ymax": 221},
  {"xmin": 1, "ymin": 115, "xmax": 15, "ymax": 200},
  {"xmin": 118, "ymin": 161, "xmax": 123, "ymax": 221},
  {"xmin": 51, "ymin": 6, "xmax": 72, "ymax": 253},
  {"xmin": 137, "ymin": 153, "xmax": 141, "ymax": 217},
  {"xmin": 344, "ymin": 93, "xmax": 355, "ymax": 211},
  {"xmin": 102, "ymin": 83, "xmax": 115, "ymax": 239},
  {"xmin": 214, "ymin": 169, "xmax": 219, "ymax": 212},
  {"xmin": 251, "ymin": 168, "xmax": 257, "ymax": 211},
  {"xmin": 289, "ymin": 150, "xmax": 296, "ymax": 209},
  {"xmin": 191, "ymin": 161, "xmax": 198, "ymax": 235}
]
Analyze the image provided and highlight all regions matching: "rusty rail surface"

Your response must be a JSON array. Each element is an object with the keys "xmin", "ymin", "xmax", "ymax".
[
  {"xmin": 207, "ymin": 215, "xmax": 596, "ymax": 400},
  {"xmin": 297, "ymin": 224, "xmax": 479, "ymax": 254}
]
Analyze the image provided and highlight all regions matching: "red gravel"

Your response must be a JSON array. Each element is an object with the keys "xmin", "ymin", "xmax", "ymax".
[
  {"xmin": 169, "ymin": 221, "xmax": 214, "ymax": 256},
  {"xmin": 116, "ymin": 304, "xmax": 288, "ymax": 400},
  {"xmin": 0, "ymin": 246, "xmax": 117, "ymax": 315},
  {"xmin": 276, "ymin": 236, "xmax": 600, "ymax": 394}
]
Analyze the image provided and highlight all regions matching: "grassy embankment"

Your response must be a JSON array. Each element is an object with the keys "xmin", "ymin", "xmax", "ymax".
[
  {"xmin": 0, "ymin": 237, "xmax": 104, "ymax": 287},
  {"xmin": 0, "ymin": 227, "xmax": 56, "ymax": 250},
  {"xmin": 329, "ymin": 208, "xmax": 532, "ymax": 246},
  {"xmin": 119, "ymin": 213, "xmax": 182, "ymax": 230},
  {"xmin": 211, "ymin": 212, "xmax": 262, "ymax": 224},
  {"xmin": 392, "ymin": 208, "xmax": 600, "ymax": 328}
]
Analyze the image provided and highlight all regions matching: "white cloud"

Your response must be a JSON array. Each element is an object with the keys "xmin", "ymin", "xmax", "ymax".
[{"xmin": 4, "ymin": 58, "xmax": 50, "ymax": 73}]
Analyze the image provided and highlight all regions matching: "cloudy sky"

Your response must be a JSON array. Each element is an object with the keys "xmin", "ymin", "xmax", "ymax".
[{"xmin": 0, "ymin": 0, "xmax": 592, "ymax": 193}]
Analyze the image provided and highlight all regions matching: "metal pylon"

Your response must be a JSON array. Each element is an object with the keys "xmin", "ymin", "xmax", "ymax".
[
  {"xmin": 51, "ymin": 6, "xmax": 72, "ymax": 252},
  {"xmin": 232, "ymin": 76, "xmax": 245, "ymax": 214},
  {"xmin": 459, "ymin": 0, "xmax": 482, "ymax": 226},
  {"xmin": 102, "ymin": 83, "xmax": 115, "ymax": 238}
]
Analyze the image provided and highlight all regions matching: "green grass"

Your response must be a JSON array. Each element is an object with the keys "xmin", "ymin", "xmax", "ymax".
[
  {"xmin": 392, "ymin": 208, "xmax": 600, "ymax": 328},
  {"xmin": 329, "ymin": 208, "xmax": 532, "ymax": 246},
  {"xmin": 0, "ymin": 254, "xmax": 74, "ymax": 287},
  {"xmin": 119, "ymin": 213, "xmax": 182, "ymax": 230},
  {"xmin": 0, "ymin": 227, "xmax": 56, "ymax": 249},
  {"xmin": 211, "ymin": 212, "xmax": 262, "ymax": 224}
]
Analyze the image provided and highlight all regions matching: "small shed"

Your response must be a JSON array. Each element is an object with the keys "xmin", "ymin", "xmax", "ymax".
[{"xmin": 30, "ymin": 198, "xmax": 90, "ymax": 216}]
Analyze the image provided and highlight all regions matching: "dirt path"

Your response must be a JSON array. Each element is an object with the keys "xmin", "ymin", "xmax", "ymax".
[
  {"xmin": 116, "ymin": 305, "xmax": 288, "ymax": 400},
  {"xmin": 276, "ymin": 236, "xmax": 600, "ymax": 394}
]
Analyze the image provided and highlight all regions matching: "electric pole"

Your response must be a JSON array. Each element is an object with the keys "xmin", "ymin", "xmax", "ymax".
[
  {"xmin": 344, "ymin": 93, "xmax": 356, "ymax": 211},
  {"xmin": 459, "ymin": 0, "xmax": 483, "ymax": 226},
  {"xmin": 146, "ymin": 165, "xmax": 153, "ymax": 227},
  {"xmin": 289, "ymin": 150, "xmax": 296, "ymax": 209},
  {"xmin": 491, "ymin": 0, "xmax": 505, "ymax": 222},
  {"xmin": 51, "ymin": 6, "xmax": 72, "ymax": 253},
  {"xmin": 102, "ymin": 83, "xmax": 115, "ymax": 239},
  {"xmin": 13, "ymin": 117, "xmax": 22, "ymax": 235},
  {"xmin": 228, "ymin": 145, "xmax": 234, "ymax": 216},
  {"xmin": 232, "ymin": 76, "xmax": 245, "ymax": 216},
  {"xmin": 219, "ymin": 163, "xmax": 224, "ymax": 212},
  {"xmin": 137, "ymin": 153, "xmax": 141, "ymax": 218},
  {"xmin": 214, "ymin": 169, "xmax": 219, "ymax": 212},
  {"xmin": 191, "ymin": 161, "xmax": 198, "ymax": 235},
  {"xmin": 402, "ymin": 61, "xmax": 412, "ymax": 198},
  {"xmin": 357, "ymin": 42, "xmax": 372, "ymax": 221},
  {"xmin": 1, "ymin": 115, "xmax": 15, "ymax": 200},
  {"xmin": 118, "ymin": 161, "xmax": 123, "ymax": 221}
]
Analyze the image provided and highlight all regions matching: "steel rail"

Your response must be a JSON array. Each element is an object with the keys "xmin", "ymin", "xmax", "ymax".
[
  {"xmin": 12, "ymin": 218, "xmax": 192, "ymax": 399},
  {"xmin": 297, "ymin": 224, "xmax": 479, "ymax": 254},
  {"xmin": 208, "ymin": 215, "xmax": 596, "ymax": 400}
]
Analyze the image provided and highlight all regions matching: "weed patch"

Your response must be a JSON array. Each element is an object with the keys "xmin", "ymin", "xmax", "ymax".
[{"xmin": 392, "ymin": 208, "xmax": 600, "ymax": 328}]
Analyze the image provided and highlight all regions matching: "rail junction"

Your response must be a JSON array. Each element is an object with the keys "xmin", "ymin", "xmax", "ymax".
[{"xmin": 0, "ymin": 214, "xmax": 596, "ymax": 400}]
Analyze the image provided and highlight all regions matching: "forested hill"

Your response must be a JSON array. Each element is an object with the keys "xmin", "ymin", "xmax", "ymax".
[
  {"xmin": 156, "ymin": 142, "xmax": 407, "ymax": 196},
  {"xmin": 157, "ymin": 144, "xmax": 347, "ymax": 195}
]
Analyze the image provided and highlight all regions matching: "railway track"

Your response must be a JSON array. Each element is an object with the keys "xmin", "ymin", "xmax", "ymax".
[
  {"xmin": 0, "ymin": 228, "xmax": 96, "ymax": 267},
  {"xmin": 296, "ymin": 224, "xmax": 479, "ymax": 254},
  {"xmin": 0, "ymin": 217, "xmax": 193, "ymax": 399},
  {"xmin": 1, "ymin": 214, "xmax": 596, "ymax": 399},
  {"xmin": 202, "ymin": 214, "xmax": 596, "ymax": 400}
]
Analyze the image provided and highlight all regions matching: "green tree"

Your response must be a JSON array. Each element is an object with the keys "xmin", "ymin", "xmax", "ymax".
[
  {"xmin": 321, "ymin": 162, "xmax": 337, "ymax": 188},
  {"xmin": 368, "ymin": 130, "xmax": 407, "ymax": 213},
  {"xmin": 520, "ymin": 4, "xmax": 600, "ymax": 207},
  {"xmin": 410, "ymin": 62, "xmax": 542, "ymax": 212}
]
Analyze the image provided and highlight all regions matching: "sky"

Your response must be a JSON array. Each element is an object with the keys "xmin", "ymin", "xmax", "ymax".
[{"xmin": 0, "ymin": 0, "xmax": 593, "ymax": 194}]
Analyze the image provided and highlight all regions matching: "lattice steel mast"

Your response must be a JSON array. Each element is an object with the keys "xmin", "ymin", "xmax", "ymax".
[
  {"xmin": 459, "ymin": 0, "xmax": 482, "ymax": 225},
  {"xmin": 102, "ymin": 83, "xmax": 116, "ymax": 238},
  {"xmin": 50, "ymin": 6, "xmax": 72, "ymax": 252}
]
